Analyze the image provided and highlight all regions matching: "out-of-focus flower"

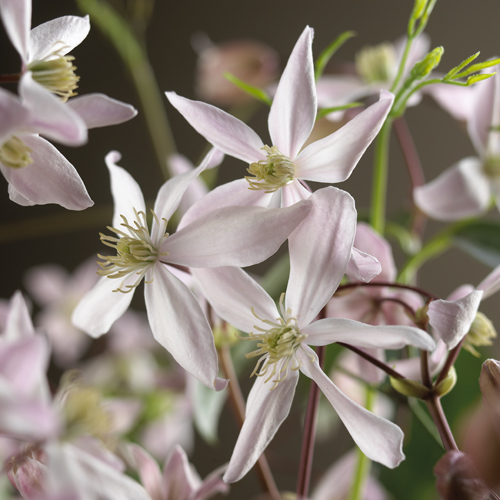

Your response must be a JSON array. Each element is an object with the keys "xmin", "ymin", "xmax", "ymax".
[
  {"xmin": 193, "ymin": 34, "xmax": 279, "ymax": 106},
  {"xmin": 73, "ymin": 150, "xmax": 311, "ymax": 390},
  {"xmin": 193, "ymin": 187, "xmax": 435, "ymax": 482}
]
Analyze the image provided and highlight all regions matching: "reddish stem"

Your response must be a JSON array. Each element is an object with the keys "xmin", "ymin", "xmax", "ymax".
[
  {"xmin": 0, "ymin": 73, "xmax": 20, "ymax": 83},
  {"xmin": 336, "ymin": 281, "xmax": 438, "ymax": 300}
]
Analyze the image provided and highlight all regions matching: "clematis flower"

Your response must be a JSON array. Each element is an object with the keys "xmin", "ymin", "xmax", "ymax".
[
  {"xmin": 414, "ymin": 67, "xmax": 500, "ymax": 220},
  {"xmin": 72, "ymin": 150, "xmax": 311, "ymax": 391},
  {"xmin": 166, "ymin": 26, "xmax": 393, "ymax": 219},
  {"xmin": 192, "ymin": 187, "xmax": 436, "ymax": 481}
]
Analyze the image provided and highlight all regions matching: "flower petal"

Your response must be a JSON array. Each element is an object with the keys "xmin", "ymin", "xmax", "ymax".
[
  {"xmin": 268, "ymin": 26, "xmax": 316, "ymax": 159},
  {"xmin": 298, "ymin": 346, "xmax": 405, "ymax": 468},
  {"xmin": 1, "ymin": 135, "xmax": 93, "ymax": 210},
  {"xmin": 0, "ymin": 86, "xmax": 31, "ymax": 145},
  {"xmin": 67, "ymin": 94, "xmax": 137, "ymax": 129},
  {"xmin": 414, "ymin": 157, "xmax": 491, "ymax": 221},
  {"xmin": 28, "ymin": 15, "xmax": 90, "ymax": 62},
  {"xmin": 302, "ymin": 318, "xmax": 436, "ymax": 351},
  {"xmin": 72, "ymin": 275, "xmax": 136, "ymax": 337},
  {"xmin": 477, "ymin": 264, "xmax": 500, "ymax": 300},
  {"xmin": 223, "ymin": 369, "xmax": 299, "ymax": 483},
  {"xmin": 346, "ymin": 247, "xmax": 382, "ymax": 283},
  {"xmin": 162, "ymin": 445, "xmax": 200, "ymax": 500},
  {"xmin": 294, "ymin": 91, "xmax": 393, "ymax": 183},
  {"xmin": 0, "ymin": 0, "xmax": 30, "ymax": 63},
  {"xmin": 164, "ymin": 201, "xmax": 311, "ymax": 268},
  {"xmin": 128, "ymin": 445, "xmax": 163, "ymax": 500},
  {"xmin": 192, "ymin": 267, "xmax": 279, "ymax": 334},
  {"xmin": 192, "ymin": 464, "xmax": 229, "ymax": 500},
  {"xmin": 145, "ymin": 263, "xmax": 226, "ymax": 391},
  {"xmin": 424, "ymin": 83, "xmax": 476, "ymax": 122},
  {"xmin": 427, "ymin": 290, "xmax": 483, "ymax": 349},
  {"xmin": 3, "ymin": 290, "xmax": 35, "ymax": 340},
  {"xmin": 166, "ymin": 91, "xmax": 264, "ymax": 163},
  {"xmin": 286, "ymin": 187, "xmax": 356, "ymax": 328},
  {"xmin": 281, "ymin": 179, "xmax": 312, "ymax": 207}
]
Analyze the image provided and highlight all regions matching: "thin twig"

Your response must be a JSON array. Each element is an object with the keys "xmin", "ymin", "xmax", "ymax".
[
  {"xmin": 377, "ymin": 296, "xmax": 417, "ymax": 320},
  {"xmin": 435, "ymin": 336, "xmax": 465, "ymax": 386},
  {"xmin": 336, "ymin": 281, "xmax": 438, "ymax": 300}
]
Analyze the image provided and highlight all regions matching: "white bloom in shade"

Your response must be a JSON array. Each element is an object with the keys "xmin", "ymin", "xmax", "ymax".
[
  {"xmin": 414, "ymin": 68, "xmax": 500, "ymax": 221},
  {"xmin": 73, "ymin": 150, "xmax": 311, "ymax": 391},
  {"xmin": 166, "ymin": 26, "xmax": 393, "ymax": 220},
  {"xmin": 192, "ymin": 187, "xmax": 436, "ymax": 482}
]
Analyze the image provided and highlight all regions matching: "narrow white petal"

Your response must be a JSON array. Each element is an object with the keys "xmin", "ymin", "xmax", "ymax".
[
  {"xmin": 128, "ymin": 445, "xmax": 163, "ymax": 500},
  {"xmin": 224, "ymin": 369, "xmax": 299, "ymax": 483},
  {"xmin": 162, "ymin": 445, "xmax": 200, "ymax": 499},
  {"xmin": 477, "ymin": 264, "xmax": 500, "ymax": 300},
  {"xmin": 298, "ymin": 346, "xmax": 405, "ymax": 468},
  {"xmin": 4, "ymin": 291, "xmax": 35, "ymax": 340},
  {"xmin": 268, "ymin": 26, "xmax": 316, "ymax": 159},
  {"xmin": 346, "ymin": 247, "xmax": 382, "ymax": 283},
  {"xmin": 281, "ymin": 179, "xmax": 312, "ymax": 207},
  {"xmin": 0, "ymin": 0, "xmax": 31, "ymax": 63}
]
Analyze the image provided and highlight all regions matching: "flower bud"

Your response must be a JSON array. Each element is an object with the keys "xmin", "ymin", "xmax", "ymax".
[
  {"xmin": 390, "ymin": 376, "xmax": 431, "ymax": 399},
  {"xmin": 464, "ymin": 312, "xmax": 497, "ymax": 357},
  {"xmin": 7, "ymin": 447, "xmax": 48, "ymax": 499},
  {"xmin": 434, "ymin": 366, "xmax": 457, "ymax": 397},
  {"xmin": 479, "ymin": 359, "xmax": 500, "ymax": 414},
  {"xmin": 410, "ymin": 46, "xmax": 444, "ymax": 80}
]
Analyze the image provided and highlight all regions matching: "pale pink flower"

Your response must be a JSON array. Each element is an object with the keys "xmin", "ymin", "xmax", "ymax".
[
  {"xmin": 73, "ymin": 150, "xmax": 311, "ymax": 390},
  {"xmin": 192, "ymin": 187, "xmax": 435, "ymax": 481}
]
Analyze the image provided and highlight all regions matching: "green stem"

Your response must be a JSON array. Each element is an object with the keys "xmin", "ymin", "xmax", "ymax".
[
  {"xmin": 390, "ymin": 36, "xmax": 413, "ymax": 93},
  {"xmin": 370, "ymin": 119, "xmax": 392, "ymax": 234},
  {"xmin": 77, "ymin": 0, "xmax": 176, "ymax": 181},
  {"xmin": 348, "ymin": 388, "xmax": 374, "ymax": 500}
]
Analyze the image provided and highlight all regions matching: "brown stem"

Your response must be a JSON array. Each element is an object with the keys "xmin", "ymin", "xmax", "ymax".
[
  {"xmin": 420, "ymin": 350, "xmax": 432, "ymax": 388},
  {"xmin": 337, "ymin": 343, "xmax": 406, "ymax": 379},
  {"xmin": 435, "ymin": 337, "xmax": 465, "ymax": 386},
  {"xmin": 377, "ymin": 296, "xmax": 417, "ymax": 320},
  {"xmin": 0, "ymin": 73, "xmax": 20, "ymax": 83},
  {"xmin": 218, "ymin": 345, "xmax": 281, "ymax": 500},
  {"xmin": 336, "ymin": 281, "xmax": 438, "ymax": 300},
  {"xmin": 425, "ymin": 395, "xmax": 458, "ymax": 451},
  {"xmin": 296, "ymin": 346, "xmax": 325, "ymax": 500}
]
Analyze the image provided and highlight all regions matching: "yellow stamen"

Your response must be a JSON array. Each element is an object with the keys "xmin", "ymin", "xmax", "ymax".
[
  {"xmin": 0, "ymin": 136, "xmax": 33, "ymax": 169},
  {"xmin": 356, "ymin": 42, "xmax": 397, "ymax": 84},
  {"xmin": 246, "ymin": 145, "xmax": 295, "ymax": 192}
]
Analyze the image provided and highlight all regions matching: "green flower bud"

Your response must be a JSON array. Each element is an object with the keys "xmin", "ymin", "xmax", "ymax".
[
  {"xmin": 463, "ymin": 312, "xmax": 497, "ymax": 357},
  {"xmin": 213, "ymin": 322, "xmax": 239, "ymax": 349},
  {"xmin": 434, "ymin": 366, "xmax": 457, "ymax": 398},
  {"xmin": 390, "ymin": 376, "xmax": 431, "ymax": 399},
  {"xmin": 410, "ymin": 46, "xmax": 444, "ymax": 80}
]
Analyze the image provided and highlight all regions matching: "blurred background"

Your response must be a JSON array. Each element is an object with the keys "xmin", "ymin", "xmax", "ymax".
[{"xmin": 1, "ymin": 0, "xmax": 500, "ymax": 498}]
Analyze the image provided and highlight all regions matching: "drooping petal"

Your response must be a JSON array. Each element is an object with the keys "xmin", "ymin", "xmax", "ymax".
[
  {"xmin": 427, "ymin": 290, "xmax": 483, "ymax": 349},
  {"xmin": 162, "ymin": 445, "xmax": 200, "ymax": 500},
  {"xmin": 414, "ymin": 157, "xmax": 491, "ymax": 221},
  {"xmin": 128, "ymin": 445, "xmax": 163, "ymax": 500},
  {"xmin": 268, "ymin": 26, "xmax": 316, "ymax": 159},
  {"xmin": 192, "ymin": 267, "xmax": 279, "ymax": 334},
  {"xmin": 105, "ymin": 151, "xmax": 146, "ymax": 228},
  {"xmin": 286, "ymin": 187, "xmax": 356, "ymax": 328},
  {"xmin": 67, "ymin": 94, "xmax": 137, "ymax": 129},
  {"xmin": 224, "ymin": 368, "xmax": 299, "ymax": 483},
  {"xmin": 0, "ymin": 0, "xmax": 31, "ymax": 64},
  {"xmin": 166, "ymin": 92, "xmax": 265, "ymax": 163},
  {"xmin": 20, "ymin": 73, "xmax": 87, "ymax": 146},
  {"xmin": 298, "ymin": 346, "xmax": 405, "ymax": 468},
  {"xmin": 294, "ymin": 91, "xmax": 393, "ymax": 183},
  {"xmin": 163, "ymin": 201, "xmax": 311, "ymax": 268},
  {"xmin": 71, "ymin": 275, "xmax": 136, "ymax": 337},
  {"xmin": 346, "ymin": 247, "xmax": 382, "ymax": 283},
  {"xmin": 28, "ymin": 15, "xmax": 90, "ymax": 62},
  {"xmin": 477, "ymin": 264, "xmax": 500, "ymax": 300},
  {"xmin": 144, "ymin": 263, "xmax": 227, "ymax": 391},
  {"xmin": 1, "ymin": 135, "xmax": 93, "ymax": 210},
  {"xmin": 302, "ymin": 318, "xmax": 436, "ymax": 351}
]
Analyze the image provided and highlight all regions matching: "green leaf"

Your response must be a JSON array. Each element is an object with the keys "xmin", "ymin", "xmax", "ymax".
[
  {"xmin": 452, "ymin": 220, "xmax": 500, "ymax": 267},
  {"xmin": 316, "ymin": 102, "xmax": 363, "ymax": 120},
  {"xmin": 314, "ymin": 31, "xmax": 356, "ymax": 81},
  {"xmin": 224, "ymin": 72, "xmax": 272, "ymax": 106},
  {"xmin": 443, "ymin": 52, "xmax": 480, "ymax": 80}
]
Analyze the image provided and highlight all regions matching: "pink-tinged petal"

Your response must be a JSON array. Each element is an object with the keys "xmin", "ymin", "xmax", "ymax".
[
  {"xmin": 128, "ymin": 445, "xmax": 163, "ymax": 500},
  {"xmin": 28, "ymin": 15, "xmax": 90, "ymax": 62},
  {"xmin": 105, "ymin": 151, "xmax": 146, "ymax": 228},
  {"xmin": 477, "ymin": 264, "xmax": 500, "ymax": 299},
  {"xmin": 0, "ymin": 0, "xmax": 31, "ymax": 64},
  {"xmin": 66, "ymin": 94, "xmax": 137, "ymax": 129},
  {"xmin": 3, "ymin": 291, "xmax": 35, "ymax": 340},
  {"xmin": 224, "ymin": 369, "xmax": 299, "ymax": 483},
  {"xmin": 298, "ymin": 346, "xmax": 405, "ymax": 468},
  {"xmin": 0, "ymin": 87, "xmax": 31, "ymax": 145},
  {"xmin": 20, "ymin": 73, "xmax": 87, "ymax": 146},
  {"xmin": 268, "ymin": 26, "xmax": 316, "ymax": 159},
  {"xmin": 179, "ymin": 178, "xmax": 273, "ymax": 229},
  {"xmin": 164, "ymin": 201, "xmax": 312, "ymax": 268},
  {"xmin": 354, "ymin": 222, "xmax": 396, "ymax": 281},
  {"xmin": 447, "ymin": 284, "xmax": 475, "ymax": 302},
  {"xmin": 424, "ymin": 83, "xmax": 476, "ymax": 122},
  {"xmin": 393, "ymin": 339, "xmax": 447, "ymax": 380},
  {"xmin": 346, "ymin": 247, "xmax": 382, "ymax": 283},
  {"xmin": 1, "ymin": 135, "xmax": 93, "ymax": 210},
  {"xmin": 286, "ymin": 187, "xmax": 356, "ymax": 328},
  {"xmin": 302, "ymin": 318, "xmax": 436, "ymax": 351},
  {"xmin": 414, "ymin": 157, "xmax": 491, "ymax": 221},
  {"xmin": 24, "ymin": 264, "xmax": 68, "ymax": 305},
  {"xmin": 166, "ymin": 92, "xmax": 264, "ymax": 163},
  {"xmin": 72, "ymin": 275, "xmax": 136, "ymax": 337},
  {"xmin": 294, "ymin": 91, "xmax": 393, "ymax": 183},
  {"xmin": 7, "ymin": 455, "xmax": 49, "ymax": 499},
  {"xmin": 427, "ymin": 290, "xmax": 483, "ymax": 349},
  {"xmin": 163, "ymin": 445, "xmax": 200, "ymax": 500},
  {"xmin": 281, "ymin": 179, "xmax": 312, "ymax": 207},
  {"xmin": 192, "ymin": 267, "xmax": 279, "ymax": 334},
  {"xmin": 145, "ymin": 263, "xmax": 226, "ymax": 391},
  {"xmin": 8, "ymin": 184, "xmax": 34, "ymax": 205},
  {"xmin": 192, "ymin": 464, "xmax": 229, "ymax": 500},
  {"xmin": 316, "ymin": 75, "xmax": 368, "ymax": 109}
]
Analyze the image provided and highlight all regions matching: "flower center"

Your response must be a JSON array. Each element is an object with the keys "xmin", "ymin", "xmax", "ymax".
[
  {"xmin": 243, "ymin": 294, "xmax": 306, "ymax": 389},
  {"xmin": 0, "ymin": 136, "xmax": 33, "ymax": 169},
  {"xmin": 483, "ymin": 155, "xmax": 500, "ymax": 179},
  {"xmin": 245, "ymin": 145, "xmax": 295, "ymax": 192},
  {"xmin": 97, "ymin": 209, "xmax": 168, "ymax": 293},
  {"xmin": 27, "ymin": 44, "xmax": 80, "ymax": 102},
  {"xmin": 356, "ymin": 42, "xmax": 397, "ymax": 84}
]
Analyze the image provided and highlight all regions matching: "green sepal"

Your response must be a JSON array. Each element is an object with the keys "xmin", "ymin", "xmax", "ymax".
[
  {"xmin": 466, "ymin": 73, "xmax": 496, "ymax": 85},
  {"xmin": 390, "ymin": 376, "xmax": 431, "ymax": 400},
  {"xmin": 315, "ymin": 31, "xmax": 356, "ymax": 81},
  {"xmin": 453, "ymin": 58, "xmax": 500, "ymax": 79},
  {"xmin": 316, "ymin": 102, "xmax": 363, "ymax": 121},
  {"xmin": 443, "ymin": 52, "xmax": 480, "ymax": 80},
  {"xmin": 224, "ymin": 72, "xmax": 272, "ymax": 106},
  {"xmin": 434, "ymin": 366, "xmax": 457, "ymax": 397}
]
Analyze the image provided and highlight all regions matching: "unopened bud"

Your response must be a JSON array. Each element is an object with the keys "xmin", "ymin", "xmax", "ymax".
[
  {"xmin": 435, "ymin": 366, "xmax": 457, "ymax": 397},
  {"xmin": 390, "ymin": 376, "xmax": 431, "ymax": 399},
  {"xmin": 213, "ymin": 322, "xmax": 239, "ymax": 348},
  {"xmin": 411, "ymin": 0, "xmax": 427, "ymax": 20},
  {"xmin": 410, "ymin": 46, "xmax": 444, "ymax": 80},
  {"xmin": 464, "ymin": 312, "xmax": 497, "ymax": 357},
  {"xmin": 479, "ymin": 359, "xmax": 500, "ymax": 415},
  {"xmin": 415, "ymin": 304, "xmax": 429, "ymax": 326}
]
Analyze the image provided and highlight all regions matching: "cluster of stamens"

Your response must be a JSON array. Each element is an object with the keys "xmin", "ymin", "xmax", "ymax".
[
  {"xmin": 243, "ymin": 294, "xmax": 306, "ymax": 389},
  {"xmin": 245, "ymin": 145, "xmax": 295, "ymax": 192},
  {"xmin": 27, "ymin": 43, "xmax": 80, "ymax": 102},
  {"xmin": 0, "ymin": 136, "xmax": 33, "ymax": 169},
  {"xmin": 356, "ymin": 42, "xmax": 396, "ymax": 84},
  {"xmin": 97, "ymin": 209, "xmax": 169, "ymax": 293}
]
